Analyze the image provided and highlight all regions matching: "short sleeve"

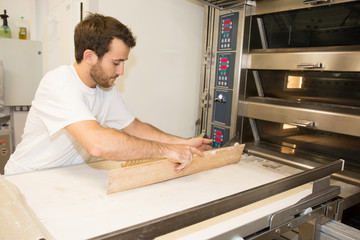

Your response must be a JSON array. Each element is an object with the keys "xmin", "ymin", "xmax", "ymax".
[
  {"xmin": 32, "ymin": 66, "xmax": 96, "ymax": 136},
  {"xmin": 101, "ymin": 87, "xmax": 135, "ymax": 130}
]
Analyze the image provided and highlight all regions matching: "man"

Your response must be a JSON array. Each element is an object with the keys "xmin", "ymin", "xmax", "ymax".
[{"xmin": 5, "ymin": 13, "xmax": 212, "ymax": 175}]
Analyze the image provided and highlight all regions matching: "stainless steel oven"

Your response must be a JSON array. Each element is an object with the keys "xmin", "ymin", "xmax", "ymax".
[
  {"xmin": 239, "ymin": 0, "xmax": 360, "ymax": 185},
  {"xmin": 196, "ymin": 0, "xmax": 360, "ymax": 238}
]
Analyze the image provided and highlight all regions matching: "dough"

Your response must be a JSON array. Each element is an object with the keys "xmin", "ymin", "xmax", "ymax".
[{"xmin": 0, "ymin": 175, "xmax": 53, "ymax": 240}]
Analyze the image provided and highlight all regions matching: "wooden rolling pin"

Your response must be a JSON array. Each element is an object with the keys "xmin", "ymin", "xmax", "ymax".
[{"xmin": 107, "ymin": 144, "xmax": 245, "ymax": 194}]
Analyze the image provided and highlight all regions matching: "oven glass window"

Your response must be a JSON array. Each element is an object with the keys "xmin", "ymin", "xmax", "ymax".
[
  {"xmin": 247, "ymin": 70, "xmax": 360, "ymax": 108},
  {"xmin": 255, "ymin": 119, "xmax": 360, "ymax": 167},
  {"xmin": 253, "ymin": 2, "xmax": 360, "ymax": 48}
]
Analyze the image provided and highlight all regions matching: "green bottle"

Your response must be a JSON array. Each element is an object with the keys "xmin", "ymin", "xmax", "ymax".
[{"xmin": 0, "ymin": 10, "xmax": 12, "ymax": 38}]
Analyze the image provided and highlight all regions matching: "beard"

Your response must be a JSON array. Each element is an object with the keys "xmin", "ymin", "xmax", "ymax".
[{"xmin": 89, "ymin": 61, "xmax": 118, "ymax": 88}]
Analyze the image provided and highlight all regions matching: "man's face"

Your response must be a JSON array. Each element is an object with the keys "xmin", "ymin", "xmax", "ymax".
[{"xmin": 90, "ymin": 38, "xmax": 130, "ymax": 88}]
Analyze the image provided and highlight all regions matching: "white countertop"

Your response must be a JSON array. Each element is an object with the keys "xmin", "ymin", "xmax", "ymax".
[{"xmin": 5, "ymin": 155, "xmax": 308, "ymax": 239}]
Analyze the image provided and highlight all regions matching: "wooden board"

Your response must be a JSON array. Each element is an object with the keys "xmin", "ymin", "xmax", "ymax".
[{"xmin": 107, "ymin": 144, "xmax": 245, "ymax": 194}]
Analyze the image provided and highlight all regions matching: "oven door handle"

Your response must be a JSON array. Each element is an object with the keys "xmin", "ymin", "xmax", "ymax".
[
  {"xmin": 303, "ymin": 0, "xmax": 331, "ymax": 5},
  {"xmin": 297, "ymin": 63, "xmax": 324, "ymax": 69},
  {"xmin": 289, "ymin": 120, "xmax": 316, "ymax": 128}
]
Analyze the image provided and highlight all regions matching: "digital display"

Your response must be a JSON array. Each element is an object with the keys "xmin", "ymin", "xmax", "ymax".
[
  {"xmin": 218, "ymin": 13, "xmax": 238, "ymax": 51},
  {"xmin": 220, "ymin": 57, "xmax": 228, "ymax": 71},
  {"xmin": 212, "ymin": 127, "xmax": 228, "ymax": 148},
  {"xmin": 212, "ymin": 126, "xmax": 229, "ymax": 148},
  {"xmin": 216, "ymin": 53, "xmax": 235, "ymax": 87}
]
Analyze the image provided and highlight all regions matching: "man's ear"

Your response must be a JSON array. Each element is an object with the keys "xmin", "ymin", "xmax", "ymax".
[{"xmin": 83, "ymin": 49, "xmax": 98, "ymax": 65}]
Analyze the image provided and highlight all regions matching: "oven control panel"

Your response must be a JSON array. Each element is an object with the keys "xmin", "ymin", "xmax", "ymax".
[
  {"xmin": 218, "ymin": 12, "xmax": 239, "ymax": 51},
  {"xmin": 208, "ymin": 11, "xmax": 240, "ymax": 148},
  {"xmin": 215, "ymin": 52, "xmax": 235, "ymax": 88},
  {"xmin": 211, "ymin": 125, "xmax": 229, "ymax": 148}
]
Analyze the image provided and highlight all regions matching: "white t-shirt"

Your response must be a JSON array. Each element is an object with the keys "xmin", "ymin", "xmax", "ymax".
[{"xmin": 5, "ymin": 65, "xmax": 135, "ymax": 174}]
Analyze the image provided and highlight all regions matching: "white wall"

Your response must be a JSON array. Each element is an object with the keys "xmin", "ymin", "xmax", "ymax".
[
  {"xmin": 98, "ymin": 0, "xmax": 204, "ymax": 138},
  {"xmin": 1, "ymin": 0, "xmax": 205, "ymax": 139}
]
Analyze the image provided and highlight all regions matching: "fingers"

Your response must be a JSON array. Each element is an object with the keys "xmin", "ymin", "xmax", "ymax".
[
  {"xmin": 166, "ymin": 146, "xmax": 192, "ymax": 173},
  {"xmin": 168, "ymin": 138, "xmax": 213, "ymax": 173},
  {"xmin": 174, "ymin": 158, "xmax": 192, "ymax": 173},
  {"xmin": 173, "ymin": 146, "xmax": 204, "ymax": 172},
  {"xmin": 173, "ymin": 152, "xmax": 193, "ymax": 172},
  {"xmin": 190, "ymin": 146, "xmax": 204, "ymax": 157},
  {"xmin": 200, "ymin": 138, "xmax": 214, "ymax": 151},
  {"xmin": 199, "ymin": 144, "xmax": 213, "ymax": 151},
  {"xmin": 187, "ymin": 137, "xmax": 213, "ymax": 148},
  {"xmin": 203, "ymin": 138, "xmax": 213, "ymax": 144}
]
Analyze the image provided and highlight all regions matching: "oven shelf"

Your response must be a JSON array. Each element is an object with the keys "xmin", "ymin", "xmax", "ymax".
[
  {"xmin": 245, "ymin": 97, "xmax": 360, "ymax": 114},
  {"xmin": 245, "ymin": 141, "xmax": 360, "ymax": 187},
  {"xmin": 238, "ymin": 97, "xmax": 360, "ymax": 137}
]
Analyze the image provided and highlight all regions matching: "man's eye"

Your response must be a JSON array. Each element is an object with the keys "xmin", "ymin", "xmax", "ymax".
[{"xmin": 114, "ymin": 62, "xmax": 120, "ymax": 66}]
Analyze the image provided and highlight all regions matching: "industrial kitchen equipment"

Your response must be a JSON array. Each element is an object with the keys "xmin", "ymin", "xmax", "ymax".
[
  {"xmin": 2, "ymin": 1, "xmax": 360, "ymax": 239},
  {"xmin": 195, "ymin": 0, "xmax": 360, "ymax": 238}
]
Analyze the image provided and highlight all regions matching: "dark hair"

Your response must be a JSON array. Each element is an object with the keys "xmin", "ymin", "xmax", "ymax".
[{"xmin": 74, "ymin": 13, "xmax": 136, "ymax": 63}]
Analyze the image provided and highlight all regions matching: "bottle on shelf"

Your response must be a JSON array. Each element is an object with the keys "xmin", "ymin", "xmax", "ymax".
[
  {"xmin": 18, "ymin": 16, "xmax": 27, "ymax": 40},
  {"xmin": 0, "ymin": 10, "xmax": 12, "ymax": 38}
]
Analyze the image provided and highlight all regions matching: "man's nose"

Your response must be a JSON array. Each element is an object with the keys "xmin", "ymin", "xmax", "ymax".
[{"xmin": 116, "ymin": 63, "xmax": 124, "ymax": 75}]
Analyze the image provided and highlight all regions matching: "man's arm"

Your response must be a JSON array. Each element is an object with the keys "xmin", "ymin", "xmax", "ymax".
[
  {"xmin": 123, "ymin": 118, "xmax": 213, "ymax": 151},
  {"xmin": 65, "ymin": 120, "xmax": 210, "ymax": 172},
  {"xmin": 122, "ymin": 118, "xmax": 184, "ymax": 143}
]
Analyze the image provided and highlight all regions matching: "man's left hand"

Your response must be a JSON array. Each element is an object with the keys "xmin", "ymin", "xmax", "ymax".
[{"xmin": 185, "ymin": 137, "xmax": 213, "ymax": 152}]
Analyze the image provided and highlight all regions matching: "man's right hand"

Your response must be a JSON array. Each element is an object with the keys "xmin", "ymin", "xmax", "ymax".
[{"xmin": 165, "ymin": 144, "xmax": 205, "ymax": 173}]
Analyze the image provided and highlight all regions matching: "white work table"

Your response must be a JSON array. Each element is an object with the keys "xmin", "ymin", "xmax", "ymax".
[{"xmin": 5, "ymin": 155, "xmax": 309, "ymax": 239}]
